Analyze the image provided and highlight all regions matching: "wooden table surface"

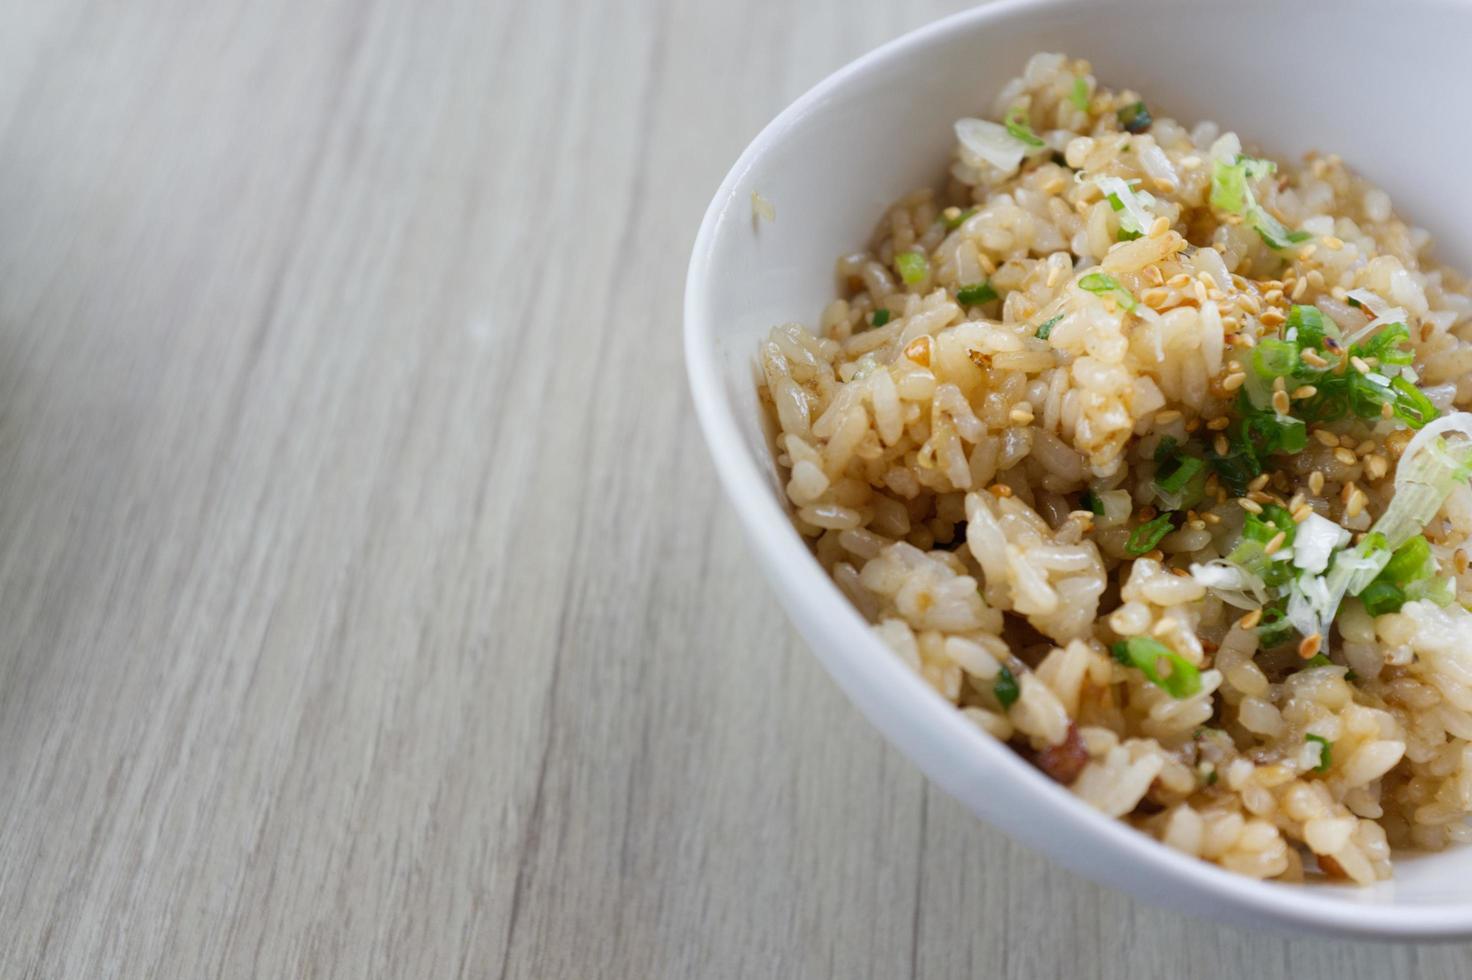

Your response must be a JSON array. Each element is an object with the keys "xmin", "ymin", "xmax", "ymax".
[{"xmin": 1, "ymin": 0, "xmax": 1469, "ymax": 975}]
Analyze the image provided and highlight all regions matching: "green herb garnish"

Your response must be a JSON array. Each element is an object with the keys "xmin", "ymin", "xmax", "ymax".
[
  {"xmin": 870, "ymin": 308, "xmax": 891, "ymax": 327},
  {"xmin": 1035, "ymin": 314, "xmax": 1063, "ymax": 340},
  {"xmin": 1110, "ymin": 636, "xmax": 1202, "ymax": 698},
  {"xmin": 1079, "ymin": 489, "xmax": 1105, "ymax": 516},
  {"xmin": 994, "ymin": 665, "xmax": 1020, "ymax": 708},
  {"xmin": 1004, "ymin": 104, "xmax": 1046, "ymax": 148},
  {"xmin": 1306, "ymin": 733, "xmax": 1333, "ymax": 773},
  {"xmin": 895, "ymin": 251, "xmax": 929, "ymax": 286},
  {"xmin": 1116, "ymin": 100, "xmax": 1152, "ymax": 133},
  {"xmin": 956, "ymin": 281, "xmax": 998, "ymax": 306},
  {"xmin": 1077, "ymin": 271, "xmax": 1137, "ymax": 312},
  {"xmin": 943, "ymin": 206, "xmax": 977, "ymax": 231},
  {"xmin": 1070, "ymin": 77, "xmax": 1090, "ymax": 112},
  {"xmin": 1125, "ymin": 512, "xmax": 1174, "ymax": 556}
]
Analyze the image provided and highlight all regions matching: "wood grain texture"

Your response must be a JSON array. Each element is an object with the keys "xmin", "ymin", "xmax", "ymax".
[{"xmin": 0, "ymin": 0, "xmax": 1468, "ymax": 975}]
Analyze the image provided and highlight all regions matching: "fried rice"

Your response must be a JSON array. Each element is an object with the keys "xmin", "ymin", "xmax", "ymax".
[{"xmin": 757, "ymin": 52, "xmax": 1472, "ymax": 884}]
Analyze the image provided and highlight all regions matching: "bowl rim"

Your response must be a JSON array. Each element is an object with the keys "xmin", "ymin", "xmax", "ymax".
[{"xmin": 683, "ymin": 0, "xmax": 1472, "ymax": 939}]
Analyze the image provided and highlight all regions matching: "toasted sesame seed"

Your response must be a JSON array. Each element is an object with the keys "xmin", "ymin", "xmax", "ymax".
[
  {"xmin": 1292, "ymin": 385, "xmax": 1317, "ymax": 400},
  {"xmin": 905, "ymin": 335, "xmax": 933, "ymax": 365},
  {"xmin": 1142, "ymin": 287, "xmax": 1169, "ymax": 308},
  {"xmin": 1272, "ymin": 390, "xmax": 1291, "ymax": 414},
  {"xmin": 1292, "ymin": 504, "xmax": 1313, "ymax": 523},
  {"xmin": 1042, "ymin": 175, "xmax": 1067, "ymax": 195},
  {"xmin": 1138, "ymin": 504, "xmax": 1158, "ymax": 521},
  {"xmin": 1300, "ymin": 349, "xmax": 1329, "ymax": 368},
  {"xmin": 1365, "ymin": 454, "xmax": 1389, "ymax": 481},
  {"xmin": 1346, "ymin": 488, "xmax": 1367, "ymax": 519},
  {"xmin": 1421, "ymin": 321, "xmax": 1435, "ymax": 342},
  {"xmin": 1313, "ymin": 429, "xmax": 1339, "ymax": 448},
  {"xmin": 989, "ymin": 483, "xmax": 1013, "ymax": 498},
  {"xmin": 1298, "ymin": 632, "xmax": 1323, "ymax": 660},
  {"xmin": 1291, "ymin": 277, "xmax": 1309, "ymax": 301},
  {"xmin": 1214, "ymin": 433, "xmax": 1229, "ymax": 455},
  {"xmin": 1199, "ymin": 271, "xmax": 1219, "ymax": 291},
  {"xmin": 1308, "ymin": 470, "xmax": 1325, "ymax": 495},
  {"xmin": 1188, "ymin": 519, "xmax": 1206, "ymax": 531},
  {"xmin": 1381, "ymin": 400, "xmax": 1394, "ymax": 420},
  {"xmin": 1144, "ymin": 550, "xmax": 1164, "ymax": 563},
  {"xmin": 1155, "ymin": 409, "xmax": 1183, "ymax": 425},
  {"xmin": 1249, "ymin": 473, "xmax": 1272, "ymax": 492},
  {"xmin": 1350, "ymin": 355, "xmax": 1371, "ymax": 374},
  {"xmin": 1323, "ymin": 235, "xmax": 1344, "ymax": 250},
  {"xmin": 1272, "ymin": 375, "xmax": 1287, "ymax": 393},
  {"xmin": 942, "ymin": 206, "xmax": 961, "ymax": 222},
  {"xmin": 1166, "ymin": 273, "xmax": 1191, "ymax": 289},
  {"xmin": 1355, "ymin": 439, "xmax": 1376, "ymax": 456},
  {"xmin": 1009, "ymin": 406, "xmax": 1035, "ymax": 425},
  {"xmin": 1237, "ymin": 332, "xmax": 1257, "ymax": 348},
  {"xmin": 1149, "ymin": 216, "xmax": 1171, "ymax": 237},
  {"xmin": 1333, "ymin": 447, "xmax": 1357, "ymax": 465},
  {"xmin": 1238, "ymin": 498, "xmax": 1264, "ymax": 515},
  {"xmin": 1263, "ymin": 288, "xmax": 1284, "ymax": 305},
  {"xmin": 1238, "ymin": 608, "xmax": 1263, "ymax": 630},
  {"xmin": 1146, "ymin": 265, "xmax": 1165, "ymax": 287},
  {"xmin": 1207, "ymin": 416, "xmax": 1231, "ymax": 431},
  {"xmin": 1188, "ymin": 418, "xmax": 1203, "ymax": 433},
  {"xmin": 1260, "ymin": 309, "xmax": 1286, "ymax": 328},
  {"xmin": 1194, "ymin": 280, "xmax": 1209, "ymax": 304},
  {"xmin": 1203, "ymin": 511, "xmax": 1222, "ymax": 524},
  {"xmin": 1264, "ymin": 530, "xmax": 1287, "ymax": 555}
]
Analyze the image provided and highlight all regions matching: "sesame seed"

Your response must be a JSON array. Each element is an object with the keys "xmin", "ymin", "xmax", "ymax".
[
  {"xmin": 1381, "ymin": 401, "xmax": 1394, "ymax": 420},
  {"xmin": 1350, "ymin": 355, "xmax": 1371, "ymax": 374},
  {"xmin": 1292, "ymin": 385, "xmax": 1317, "ymax": 400},
  {"xmin": 1291, "ymin": 504, "xmax": 1313, "ymax": 523},
  {"xmin": 1142, "ymin": 287, "xmax": 1169, "ymax": 308},
  {"xmin": 1187, "ymin": 418, "xmax": 1202, "ymax": 433},
  {"xmin": 942, "ymin": 206, "xmax": 961, "ymax": 222},
  {"xmin": 1365, "ymin": 454, "xmax": 1389, "ymax": 481},
  {"xmin": 1249, "ymin": 473, "xmax": 1272, "ymax": 492},
  {"xmin": 1238, "ymin": 608, "xmax": 1263, "ymax": 630},
  {"xmin": 1298, "ymin": 244, "xmax": 1318, "ymax": 259},
  {"xmin": 905, "ymin": 335, "xmax": 933, "ymax": 365},
  {"xmin": 1149, "ymin": 216, "xmax": 1171, "ymax": 237},
  {"xmin": 1166, "ymin": 273, "xmax": 1191, "ymax": 288},
  {"xmin": 1155, "ymin": 409, "xmax": 1182, "ymax": 424},
  {"xmin": 1203, "ymin": 511, "xmax": 1222, "ymax": 524},
  {"xmin": 1323, "ymin": 235, "xmax": 1344, "ymax": 250},
  {"xmin": 1139, "ymin": 505, "xmax": 1158, "ymax": 521},
  {"xmin": 1300, "ymin": 349, "xmax": 1328, "ymax": 368},
  {"xmin": 1272, "ymin": 390, "xmax": 1291, "ymax": 415},
  {"xmin": 1307, "ymin": 270, "xmax": 1326, "ymax": 289},
  {"xmin": 1263, "ymin": 288, "xmax": 1284, "ymax": 305},
  {"xmin": 1144, "ymin": 549, "xmax": 1165, "ymax": 562},
  {"xmin": 1272, "ymin": 375, "xmax": 1287, "ymax": 393},
  {"xmin": 989, "ymin": 483, "xmax": 1014, "ymax": 498},
  {"xmin": 1146, "ymin": 266, "xmax": 1165, "ymax": 287},
  {"xmin": 1421, "ymin": 321, "xmax": 1435, "ymax": 342},
  {"xmin": 1238, "ymin": 293, "xmax": 1262, "ymax": 315},
  {"xmin": 1207, "ymin": 416, "xmax": 1231, "ymax": 431},
  {"xmin": 1214, "ymin": 433, "xmax": 1229, "ymax": 455},
  {"xmin": 1457, "ymin": 549, "xmax": 1469, "ymax": 575},
  {"xmin": 1199, "ymin": 272, "xmax": 1219, "ymax": 291},
  {"xmin": 1313, "ymin": 429, "xmax": 1339, "ymax": 448},
  {"xmin": 1291, "ymin": 277, "xmax": 1309, "ymax": 301},
  {"xmin": 1355, "ymin": 439, "xmax": 1376, "ymax": 456},
  {"xmin": 1260, "ymin": 309, "xmax": 1286, "ymax": 328},
  {"xmin": 1298, "ymin": 632, "xmax": 1323, "ymax": 660},
  {"xmin": 1308, "ymin": 471, "xmax": 1325, "ymax": 495},
  {"xmin": 1333, "ymin": 447, "xmax": 1357, "ymax": 466},
  {"xmin": 1009, "ymin": 406, "xmax": 1035, "ymax": 425},
  {"xmin": 1346, "ymin": 488, "xmax": 1367, "ymax": 519},
  {"xmin": 1238, "ymin": 498, "xmax": 1264, "ymax": 514},
  {"xmin": 1264, "ymin": 530, "xmax": 1287, "ymax": 555}
]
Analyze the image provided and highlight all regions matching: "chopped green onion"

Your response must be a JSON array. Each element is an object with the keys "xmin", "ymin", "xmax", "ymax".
[
  {"xmin": 870, "ymin": 308, "xmax": 891, "ymax": 327},
  {"xmin": 895, "ymin": 251, "xmax": 929, "ymax": 286},
  {"xmin": 1079, "ymin": 489, "xmax": 1105, "ymax": 516},
  {"xmin": 1156, "ymin": 454, "xmax": 1205, "ymax": 495},
  {"xmin": 1359, "ymin": 578, "xmax": 1406, "ymax": 617},
  {"xmin": 943, "ymin": 206, "xmax": 977, "ymax": 231},
  {"xmin": 1285, "ymin": 303, "xmax": 1336, "ymax": 348},
  {"xmin": 956, "ymin": 281, "xmax": 998, "ymax": 306},
  {"xmin": 1257, "ymin": 602, "xmax": 1294, "ymax": 648},
  {"xmin": 1003, "ymin": 105, "xmax": 1046, "ymax": 148},
  {"xmin": 1303, "ymin": 653, "xmax": 1332, "ymax": 668},
  {"xmin": 994, "ymin": 664, "xmax": 1020, "ymax": 708},
  {"xmin": 1110, "ymin": 636, "xmax": 1202, "ymax": 698},
  {"xmin": 1077, "ymin": 271, "xmax": 1137, "ymax": 312},
  {"xmin": 1125, "ymin": 512, "xmax": 1174, "ymax": 556},
  {"xmin": 1070, "ymin": 77, "xmax": 1090, "ymax": 112},
  {"xmin": 1306, "ymin": 733, "xmax": 1333, "ymax": 773},
  {"xmin": 1116, "ymin": 100, "xmax": 1152, "ymax": 134},
  {"xmin": 1210, "ymin": 153, "xmax": 1309, "ymax": 250},
  {"xmin": 1035, "ymin": 313, "xmax": 1063, "ymax": 340}
]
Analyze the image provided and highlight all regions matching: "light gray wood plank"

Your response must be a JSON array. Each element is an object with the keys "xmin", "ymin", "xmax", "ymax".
[{"xmin": 0, "ymin": 0, "xmax": 1468, "ymax": 975}]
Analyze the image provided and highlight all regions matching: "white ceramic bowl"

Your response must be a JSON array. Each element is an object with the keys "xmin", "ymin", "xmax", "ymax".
[{"xmin": 685, "ymin": 0, "xmax": 1472, "ymax": 940}]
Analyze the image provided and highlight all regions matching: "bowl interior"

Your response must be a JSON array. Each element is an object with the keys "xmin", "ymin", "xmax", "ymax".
[{"xmin": 687, "ymin": 0, "xmax": 1472, "ymax": 936}]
